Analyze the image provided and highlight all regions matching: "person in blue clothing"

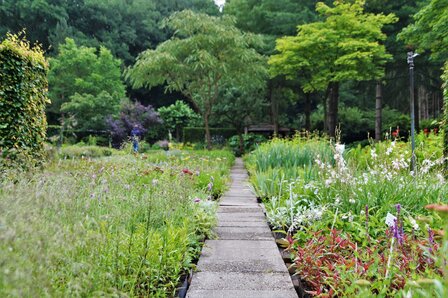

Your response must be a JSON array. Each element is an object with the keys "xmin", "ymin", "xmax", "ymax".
[{"xmin": 131, "ymin": 125, "xmax": 141, "ymax": 153}]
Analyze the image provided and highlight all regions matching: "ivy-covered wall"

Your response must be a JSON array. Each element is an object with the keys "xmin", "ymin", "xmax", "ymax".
[{"xmin": 0, "ymin": 34, "xmax": 49, "ymax": 167}]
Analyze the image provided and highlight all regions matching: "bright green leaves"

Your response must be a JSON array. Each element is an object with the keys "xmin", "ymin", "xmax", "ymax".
[
  {"xmin": 127, "ymin": 10, "xmax": 267, "ymax": 149},
  {"xmin": 47, "ymin": 38, "xmax": 126, "ymax": 130},
  {"xmin": 270, "ymin": 0, "xmax": 397, "ymax": 91}
]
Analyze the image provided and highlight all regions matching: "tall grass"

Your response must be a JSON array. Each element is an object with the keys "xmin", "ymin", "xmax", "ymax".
[
  {"xmin": 246, "ymin": 134, "xmax": 448, "ymax": 229},
  {"xmin": 246, "ymin": 135, "xmax": 334, "ymax": 174},
  {"xmin": 0, "ymin": 150, "xmax": 233, "ymax": 297}
]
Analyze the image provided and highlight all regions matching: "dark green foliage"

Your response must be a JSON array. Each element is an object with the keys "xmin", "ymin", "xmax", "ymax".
[
  {"xmin": 0, "ymin": 34, "xmax": 49, "ymax": 167},
  {"xmin": 311, "ymin": 105, "xmax": 410, "ymax": 142},
  {"xmin": 224, "ymin": 0, "xmax": 319, "ymax": 37},
  {"xmin": 60, "ymin": 91, "xmax": 121, "ymax": 132},
  {"xmin": 183, "ymin": 127, "xmax": 237, "ymax": 144},
  {"xmin": 400, "ymin": 0, "xmax": 448, "ymax": 62},
  {"xmin": 0, "ymin": 0, "xmax": 219, "ymax": 63},
  {"xmin": 228, "ymin": 133, "xmax": 267, "ymax": 157}
]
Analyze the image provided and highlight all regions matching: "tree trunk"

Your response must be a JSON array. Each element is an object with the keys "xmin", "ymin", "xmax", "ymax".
[
  {"xmin": 204, "ymin": 113, "xmax": 212, "ymax": 150},
  {"xmin": 375, "ymin": 81, "xmax": 383, "ymax": 142},
  {"xmin": 238, "ymin": 133, "xmax": 244, "ymax": 156},
  {"xmin": 175, "ymin": 126, "xmax": 181, "ymax": 141},
  {"xmin": 327, "ymin": 82, "xmax": 339, "ymax": 138},
  {"xmin": 270, "ymin": 86, "xmax": 279, "ymax": 136},
  {"xmin": 305, "ymin": 92, "xmax": 311, "ymax": 131},
  {"xmin": 323, "ymin": 85, "xmax": 330, "ymax": 133}
]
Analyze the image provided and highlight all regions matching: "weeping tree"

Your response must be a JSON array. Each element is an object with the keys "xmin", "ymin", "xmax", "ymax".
[{"xmin": 126, "ymin": 10, "xmax": 267, "ymax": 149}]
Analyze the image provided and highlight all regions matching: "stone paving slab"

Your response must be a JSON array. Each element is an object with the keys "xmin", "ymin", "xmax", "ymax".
[
  {"xmin": 187, "ymin": 158, "xmax": 297, "ymax": 298},
  {"xmin": 218, "ymin": 221, "xmax": 270, "ymax": 228},
  {"xmin": 221, "ymin": 193, "xmax": 255, "ymax": 198},
  {"xmin": 220, "ymin": 197, "xmax": 258, "ymax": 203},
  {"xmin": 218, "ymin": 206, "xmax": 262, "ymax": 213},
  {"xmin": 187, "ymin": 272, "xmax": 297, "ymax": 297},
  {"xmin": 196, "ymin": 240, "xmax": 287, "ymax": 273},
  {"xmin": 219, "ymin": 201, "xmax": 259, "ymax": 207},
  {"xmin": 187, "ymin": 290, "xmax": 298, "ymax": 298},
  {"xmin": 217, "ymin": 213, "xmax": 266, "ymax": 222},
  {"xmin": 214, "ymin": 226, "xmax": 273, "ymax": 240},
  {"xmin": 223, "ymin": 192, "xmax": 255, "ymax": 197}
]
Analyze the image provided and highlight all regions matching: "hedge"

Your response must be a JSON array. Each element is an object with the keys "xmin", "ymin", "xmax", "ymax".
[
  {"xmin": 443, "ymin": 62, "xmax": 448, "ymax": 161},
  {"xmin": 0, "ymin": 33, "xmax": 49, "ymax": 168},
  {"xmin": 183, "ymin": 127, "xmax": 237, "ymax": 144}
]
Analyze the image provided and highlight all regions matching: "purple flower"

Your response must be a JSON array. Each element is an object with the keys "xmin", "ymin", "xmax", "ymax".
[
  {"xmin": 428, "ymin": 227, "xmax": 435, "ymax": 254},
  {"xmin": 194, "ymin": 198, "xmax": 201, "ymax": 203},
  {"xmin": 395, "ymin": 204, "xmax": 401, "ymax": 216},
  {"xmin": 392, "ymin": 219, "xmax": 404, "ymax": 245},
  {"xmin": 207, "ymin": 182, "xmax": 213, "ymax": 192}
]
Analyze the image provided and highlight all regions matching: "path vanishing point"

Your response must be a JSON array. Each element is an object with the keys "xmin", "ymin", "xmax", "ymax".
[{"xmin": 187, "ymin": 158, "xmax": 298, "ymax": 298}]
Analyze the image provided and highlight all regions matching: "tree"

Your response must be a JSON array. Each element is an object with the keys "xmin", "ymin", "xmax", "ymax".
[
  {"xmin": 214, "ymin": 87, "xmax": 267, "ymax": 154},
  {"xmin": 0, "ymin": 0, "xmax": 220, "ymax": 63},
  {"xmin": 60, "ymin": 91, "xmax": 120, "ymax": 132},
  {"xmin": 224, "ymin": 0, "xmax": 322, "ymax": 133},
  {"xmin": 400, "ymin": 0, "xmax": 448, "ymax": 160},
  {"xmin": 126, "ymin": 10, "xmax": 267, "ymax": 149},
  {"xmin": 269, "ymin": 0, "xmax": 397, "ymax": 137},
  {"xmin": 47, "ymin": 38, "xmax": 126, "ymax": 122},
  {"xmin": 399, "ymin": 0, "xmax": 448, "ymax": 62},
  {"xmin": 157, "ymin": 101, "xmax": 201, "ymax": 141},
  {"xmin": 224, "ymin": 0, "xmax": 319, "ymax": 38}
]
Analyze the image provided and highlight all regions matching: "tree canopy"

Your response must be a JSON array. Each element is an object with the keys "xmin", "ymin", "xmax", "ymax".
[
  {"xmin": 269, "ymin": 0, "xmax": 397, "ymax": 137},
  {"xmin": 126, "ymin": 10, "xmax": 267, "ymax": 149},
  {"xmin": 47, "ymin": 38, "xmax": 125, "ymax": 119},
  {"xmin": 399, "ymin": 0, "xmax": 448, "ymax": 62},
  {"xmin": 0, "ymin": 0, "xmax": 219, "ymax": 63}
]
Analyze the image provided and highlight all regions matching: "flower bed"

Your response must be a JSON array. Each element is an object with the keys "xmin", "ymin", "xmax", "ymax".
[
  {"xmin": 0, "ymin": 149, "xmax": 234, "ymax": 297},
  {"xmin": 246, "ymin": 134, "xmax": 448, "ymax": 296}
]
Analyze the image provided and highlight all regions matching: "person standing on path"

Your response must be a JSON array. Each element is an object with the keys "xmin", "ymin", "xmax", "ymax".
[{"xmin": 131, "ymin": 125, "xmax": 141, "ymax": 153}]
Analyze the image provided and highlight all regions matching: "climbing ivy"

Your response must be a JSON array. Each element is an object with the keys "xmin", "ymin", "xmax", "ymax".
[{"xmin": 0, "ymin": 33, "xmax": 49, "ymax": 168}]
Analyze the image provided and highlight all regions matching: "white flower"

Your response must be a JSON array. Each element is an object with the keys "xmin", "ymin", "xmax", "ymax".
[
  {"xmin": 349, "ymin": 198, "xmax": 356, "ymax": 204},
  {"xmin": 385, "ymin": 212, "xmax": 397, "ymax": 227},
  {"xmin": 409, "ymin": 217, "xmax": 419, "ymax": 231},
  {"xmin": 335, "ymin": 143, "xmax": 345, "ymax": 155}
]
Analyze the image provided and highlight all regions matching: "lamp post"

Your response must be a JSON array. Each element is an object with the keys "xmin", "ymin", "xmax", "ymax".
[{"xmin": 407, "ymin": 51, "xmax": 418, "ymax": 172}]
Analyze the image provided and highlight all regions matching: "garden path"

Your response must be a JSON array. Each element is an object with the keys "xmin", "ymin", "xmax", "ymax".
[{"xmin": 187, "ymin": 158, "xmax": 298, "ymax": 298}]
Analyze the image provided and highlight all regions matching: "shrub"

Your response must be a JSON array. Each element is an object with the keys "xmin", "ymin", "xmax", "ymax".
[
  {"xmin": 59, "ymin": 145, "xmax": 115, "ymax": 159},
  {"xmin": 183, "ymin": 127, "xmax": 237, "ymax": 144},
  {"xmin": 228, "ymin": 133, "xmax": 267, "ymax": 157},
  {"xmin": 0, "ymin": 33, "xmax": 49, "ymax": 168},
  {"xmin": 107, "ymin": 100, "xmax": 162, "ymax": 147}
]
